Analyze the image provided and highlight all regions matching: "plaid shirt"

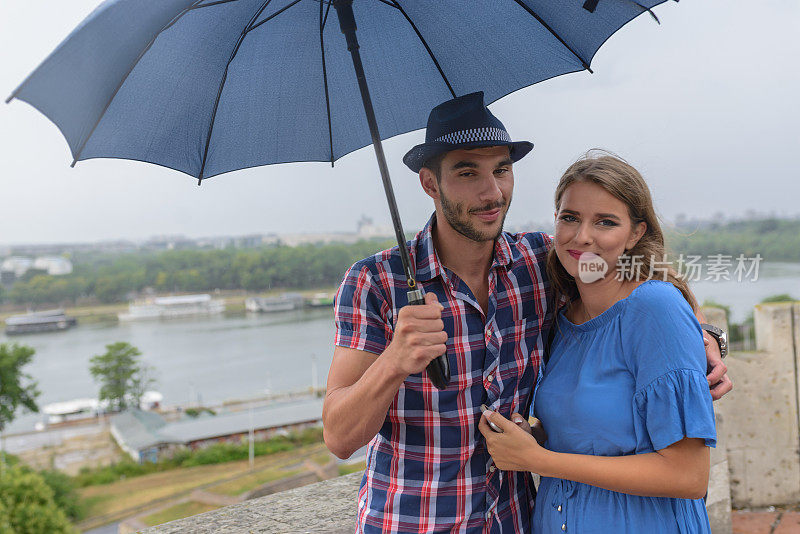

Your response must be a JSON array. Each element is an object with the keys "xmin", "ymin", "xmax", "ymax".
[{"xmin": 334, "ymin": 214, "xmax": 555, "ymax": 534}]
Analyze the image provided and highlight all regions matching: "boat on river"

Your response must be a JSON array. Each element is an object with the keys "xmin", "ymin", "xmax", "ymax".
[
  {"xmin": 307, "ymin": 292, "xmax": 334, "ymax": 308},
  {"xmin": 4, "ymin": 309, "xmax": 77, "ymax": 335},
  {"xmin": 245, "ymin": 292, "xmax": 304, "ymax": 313},
  {"xmin": 119, "ymin": 294, "xmax": 225, "ymax": 321}
]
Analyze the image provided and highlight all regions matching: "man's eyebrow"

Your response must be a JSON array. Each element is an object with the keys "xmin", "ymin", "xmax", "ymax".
[
  {"xmin": 497, "ymin": 159, "xmax": 513, "ymax": 167},
  {"xmin": 451, "ymin": 160, "xmax": 478, "ymax": 170}
]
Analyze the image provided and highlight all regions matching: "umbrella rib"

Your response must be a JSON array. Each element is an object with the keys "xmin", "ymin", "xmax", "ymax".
[
  {"xmin": 390, "ymin": 0, "xmax": 456, "ymax": 98},
  {"xmin": 191, "ymin": 0, "xmax": 244, "ymax": 9},
  {"xmin": 627, "ymin": 0, "xmax": 664, "ymax": 24},
  {"xmin": 198, "ymin": 0, "xmax": 276, "ymax": 181},
  {"xmin": 322, "ymin": 0, "xmax": 332, "ymax": 27},
  {"xmin": 511, "ymin": 0, "xmax": 594, "ymax": 73},
  {"xmin": 58, "ymin": 0, "xmax": 207, "ymax": 166},
  {"xmin": 320, "ymin": 0, "xmax": 335, "ymax": 166},
  {"xmin": 246, "ymin": 0, "xmax": 304, "ymax": 34},
  {"xmin": 308, "ymin": 0, "xmax": 398, "ymax": 8}
]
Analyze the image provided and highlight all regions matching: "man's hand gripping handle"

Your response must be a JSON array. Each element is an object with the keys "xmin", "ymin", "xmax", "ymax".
[{"xmin": 407, "ymin": 288, "xmax": 450, "ymax": 389}]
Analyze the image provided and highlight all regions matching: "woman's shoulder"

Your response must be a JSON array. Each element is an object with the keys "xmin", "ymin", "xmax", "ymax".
[
  {"xmin": 620, "ymin": 280, "xmax": 704, "ymax": 372},
  {"xmin": 625, "ymin": 280, "xmax": 692, "ymax": 318}
]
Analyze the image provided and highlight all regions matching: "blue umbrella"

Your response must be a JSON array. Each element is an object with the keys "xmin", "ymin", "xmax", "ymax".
[{"xmin": 7, "ymin": 0, "xmax": 675, "ymax": 388}]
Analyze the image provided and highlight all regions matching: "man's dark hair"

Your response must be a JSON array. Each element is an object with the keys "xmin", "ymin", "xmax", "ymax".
[{"xmin": 421, "ymin": 152, "xmax": 447, "ymax": 182}]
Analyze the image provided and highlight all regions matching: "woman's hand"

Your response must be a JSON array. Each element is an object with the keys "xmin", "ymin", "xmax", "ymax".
[{"xmin": 478, "ymin": 410, "xmax": 550, "ymax": 473}]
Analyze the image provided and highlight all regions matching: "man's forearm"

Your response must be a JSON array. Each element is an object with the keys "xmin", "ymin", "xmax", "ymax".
[{"xmin": 323, "ymin": 348, "xmax": 407, "ymax": 459}]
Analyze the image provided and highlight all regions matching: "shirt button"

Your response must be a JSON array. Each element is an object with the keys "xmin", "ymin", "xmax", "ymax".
[
  {"xmin": 557, "ymin": 505, "xmax": 562, "ymax": 512},
  {"xmin": 486, "ymin": 511, "xmax": 492, "ymax": 519},
  {"xmin": 487, "ymin": 375, "xmax": 494, "ymax": 382},
  {"xmin": 562, "ymin": 524, "xmax": 567, "ymax": 531},
  {"xmin": 489, "ymin": 465, "xmax": 496, "ymax": 473}
]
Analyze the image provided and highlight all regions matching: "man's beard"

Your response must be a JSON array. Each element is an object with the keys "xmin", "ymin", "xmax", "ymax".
[{"xmin": 439, "ymin": 189, "xmax": 511, "ymax": 243}]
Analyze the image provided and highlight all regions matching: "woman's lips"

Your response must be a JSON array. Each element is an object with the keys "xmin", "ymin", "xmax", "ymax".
[
  {"xmin": 568, "ymin": 249, "xmax": 587, "ymax": 260},
  {"xmin": 474, "ymin": 209, "xmax": 500, "ymax": 222}
]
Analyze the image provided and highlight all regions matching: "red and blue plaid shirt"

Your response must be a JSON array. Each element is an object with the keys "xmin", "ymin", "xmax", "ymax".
[{"xmin": 334, "ymin": 214, "xmax": 555, "ymax": 534}]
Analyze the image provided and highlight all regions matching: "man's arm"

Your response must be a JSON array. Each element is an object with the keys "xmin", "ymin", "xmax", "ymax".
[
  {"xmin": 323, "ymin": 292, "xmax": 447, "ymax": 459},
  {"xmin": 694, "ymin": 308, "xmax": 733, "ymax": 400}
]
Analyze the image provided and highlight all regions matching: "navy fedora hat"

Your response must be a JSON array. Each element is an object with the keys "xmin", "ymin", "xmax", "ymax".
[{"xmin": 403, "ymin": 91, "xmax": 533, "ymax": 173}]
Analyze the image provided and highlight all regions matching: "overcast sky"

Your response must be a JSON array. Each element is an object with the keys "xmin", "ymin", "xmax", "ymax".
[{"xmin": 1, "ymin": 1, "xmax": 798, "ymax": 245}]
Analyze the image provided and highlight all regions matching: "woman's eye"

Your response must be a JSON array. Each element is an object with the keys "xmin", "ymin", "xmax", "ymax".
[
  {"xmin": 559, "ymin": 215, "xmax": 577, "ymax": 222},
  {"xmin": 598, "ymin": 219, "xmax": 619, "ymax": 227}
]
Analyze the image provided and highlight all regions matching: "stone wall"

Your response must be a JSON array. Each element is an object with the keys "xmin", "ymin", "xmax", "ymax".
[
  {"xmin": 713, "ymin": 302, "xmax": 800, "ymax": 507},
  {"xmin": 140, "ymin": 472, "xmax": 361, "ymax": 534}
]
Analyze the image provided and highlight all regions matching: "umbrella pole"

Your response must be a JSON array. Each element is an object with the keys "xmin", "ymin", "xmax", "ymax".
[{"xmin": 333, "ymin": 0, "xmax": 450, "ymax": 390}]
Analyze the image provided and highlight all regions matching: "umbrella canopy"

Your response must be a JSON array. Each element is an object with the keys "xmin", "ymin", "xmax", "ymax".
[
  {"xmin": 7, "ymin": 0, "xmax": 672, "ymax": 180},
  {"xmin": 7, "ymin": 0, "xmax": 676, "ymax": 390}
]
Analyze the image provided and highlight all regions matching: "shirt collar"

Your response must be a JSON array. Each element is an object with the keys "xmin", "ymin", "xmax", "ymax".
[
  {"xmin": 412, "ymin": 213, "xmax": 514, "ymax": 283},
  {"xmin": 412, "ymin": 214, "xmax": 443, "ymax": 283}
]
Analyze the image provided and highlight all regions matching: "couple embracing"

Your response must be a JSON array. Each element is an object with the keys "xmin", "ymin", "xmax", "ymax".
[{"xmin": 322, "ymin": 92, "xmax": 732, "ymax": 534}]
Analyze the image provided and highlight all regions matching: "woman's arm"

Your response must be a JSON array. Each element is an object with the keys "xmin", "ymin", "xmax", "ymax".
[{"xmin": 479, "ymin": 410, "xmax": 710, "ymax": 499}]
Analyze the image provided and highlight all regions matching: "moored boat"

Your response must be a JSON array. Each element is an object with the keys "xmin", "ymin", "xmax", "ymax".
[
  {"xmin": 119, "ymin": 294, "xmax": 225, "ymax": 321},
  {"xmin": 306, "ymin": 292, "xmax": 335, "ymax": 308},
  {"xmin": 245, "ymin": 292, "xmax": 304, "ymax": 313},
  {"xmin": 4, "ymin": 309, "xmax": 77, "ymax": 335}
]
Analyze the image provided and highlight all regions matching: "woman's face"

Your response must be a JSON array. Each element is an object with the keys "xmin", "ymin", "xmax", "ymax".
[{"xmin": 554, "ymin": 181, "xmax": 646, "ymax": 284}]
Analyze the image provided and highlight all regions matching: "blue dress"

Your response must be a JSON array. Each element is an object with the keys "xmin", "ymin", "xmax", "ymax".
[{"xmin": 530, "ymin": 280, "xmax": 716, "ymax": 534}]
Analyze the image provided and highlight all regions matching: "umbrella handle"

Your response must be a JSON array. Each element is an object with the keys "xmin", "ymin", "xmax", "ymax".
[
  {"xmin": 333, "ymin": 0, "xmax": 449, "ymax": 390},
  {"xmin": 408, "ymin": 288, "xmax": 451, "ymax": 390}
]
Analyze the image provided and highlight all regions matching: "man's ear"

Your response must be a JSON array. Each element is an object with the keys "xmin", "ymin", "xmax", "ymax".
[
  {"xmin": 419, "ymin": 168, "xmax": 439, "ymax": 199},
  {"xmin": 626, "ymin": 221, "xmax": 647, "ymax": 250}
]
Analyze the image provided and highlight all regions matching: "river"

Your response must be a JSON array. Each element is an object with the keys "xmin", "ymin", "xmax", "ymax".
[{"xmin": 2, "ymin": 262, "xmax": 798, "ymax": 434}]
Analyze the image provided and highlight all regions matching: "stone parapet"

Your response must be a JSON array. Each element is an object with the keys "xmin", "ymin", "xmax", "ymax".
[
  {"xmin": 141, "ymin": 472, "xmax": 362, "ymax": 533},
  {"xmin": 715, "ymin": 302, "xmax": 800, "ymax": 507}
]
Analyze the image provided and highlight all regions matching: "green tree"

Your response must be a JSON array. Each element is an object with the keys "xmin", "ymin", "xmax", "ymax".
[
  {"xmin": 89, "ymin": 342, "xmax": 154, "ymax": 411},
  {"xmin": 37, "ymin": 470, "xmax": 85, "ymax": 522},
  {"xmin": 0, "ymin": 344, "xmax": 40, "ymax": 434},
  {"xmin": 0, "ymin": 465, "xmax": 76, "ymax": 533},
  {"xmin": 761, "ymin": 293, "xmax": 797, "ymax": 303}
]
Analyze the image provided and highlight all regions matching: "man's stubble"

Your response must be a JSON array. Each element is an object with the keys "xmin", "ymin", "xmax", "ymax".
[{"xmin": 439, "ymin": 187, "xmax": 512, "ymax": 243}]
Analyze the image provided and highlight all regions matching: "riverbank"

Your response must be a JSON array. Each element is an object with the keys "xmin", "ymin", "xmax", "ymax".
[{"xmin": 0, "ymin": 286, "xmax": 338, "ymax": 324}]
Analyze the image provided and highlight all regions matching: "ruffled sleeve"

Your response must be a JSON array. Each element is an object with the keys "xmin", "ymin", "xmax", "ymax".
[
  {"xmin": 621, "ymin": 281, "xmax": 717, "ymax": 451},
  {"xmin": 633, "ymin": 368, "xmax": 717, "ymax": 451}
]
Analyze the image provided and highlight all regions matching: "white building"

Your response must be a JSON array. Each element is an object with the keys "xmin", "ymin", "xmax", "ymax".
[
  {"xmin": 1, "ymin": 256, "xmax": 33, "ymax": 277},
  {"xmin": 33, "ymin": 256, "xmax": 73, "ymax": 276}
]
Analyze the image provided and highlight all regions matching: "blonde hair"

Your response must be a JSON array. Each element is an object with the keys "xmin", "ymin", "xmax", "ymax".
[{"xmin": 546, "ymin": 151, "xmax": 697, "ymax": 310}]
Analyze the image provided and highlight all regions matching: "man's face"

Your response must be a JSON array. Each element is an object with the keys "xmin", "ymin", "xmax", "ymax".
[{"xmin": 423, "ymin": 146, "xmax": 514, "ymax": 243}]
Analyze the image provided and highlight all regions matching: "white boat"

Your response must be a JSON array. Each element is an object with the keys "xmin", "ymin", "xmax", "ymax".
[
  {"xmin": 307, "ymin": 292, "xmax": 334, "ymax": 308},
  {"xmin": 41, "ymin": 390, "xmax": 163, "ymax": 424},
  {"xmin": 245, "ymin": 293, "xmax": 304, "ymax": 313},
  {"xmin": 119, "ymin": 294, "xmax": 225, "ymax": 321},
  {"xmin": 5, "ymin": 309, "xmax": 77, "ymax": 335}
]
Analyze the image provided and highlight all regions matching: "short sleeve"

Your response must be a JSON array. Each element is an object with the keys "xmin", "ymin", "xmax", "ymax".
[
  {"xmin": 622, "ymin": 282, "xmax": 717, "ymax": 451},
  {"xmin": 333, "ymin": 260, "xmax": 394, "ymax": 356}
]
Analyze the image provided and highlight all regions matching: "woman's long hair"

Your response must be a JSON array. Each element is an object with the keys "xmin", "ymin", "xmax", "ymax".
[{"xmin": 545, "ymin": 151, "xmax": 698, "ymax": 311}]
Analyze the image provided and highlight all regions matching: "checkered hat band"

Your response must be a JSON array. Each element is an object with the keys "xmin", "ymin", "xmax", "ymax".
[{"xmin": 434, "ymin": 127, "xmax": 512, "ymax": 145}]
